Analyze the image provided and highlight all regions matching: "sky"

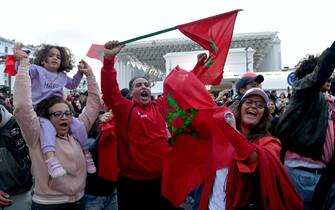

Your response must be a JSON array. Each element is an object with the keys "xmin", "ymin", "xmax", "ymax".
[{"xmin": 1, "ymin": 0, "xmax": 334, "ymax": 73}]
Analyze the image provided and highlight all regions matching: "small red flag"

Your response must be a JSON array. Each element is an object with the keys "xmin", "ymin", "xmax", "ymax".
[
  {"xmin": 162, "ymin": 66, "xmax": 235, "ymax": 207},
  {"xmin": 4, "ymin": 55, "xmax": 17, "ymax": 76},
  {"xmin": 86, "ymin": 44, "xmax": 104, "ymax": 62},
  {"xmin": 176, "ymin": 9, "xmax": 241, "ymax": 85}
]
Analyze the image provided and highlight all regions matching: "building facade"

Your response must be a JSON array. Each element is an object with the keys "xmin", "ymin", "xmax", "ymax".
[
  {"xmin": 0, "ymin": 36, "xmax": 35, "ymax": 95},
  {"xmin": 115, "ymin": 31, "xmax": 292, "ymax": 94}
]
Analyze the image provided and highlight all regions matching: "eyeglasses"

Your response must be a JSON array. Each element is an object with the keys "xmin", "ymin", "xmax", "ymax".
[
  {"xmin": 49, "ymin": 111, "xmax": 72, "ymax": 119},
  {"xmin": 243, "ymin": 98, "xmax": 266, "ymax": 109}
]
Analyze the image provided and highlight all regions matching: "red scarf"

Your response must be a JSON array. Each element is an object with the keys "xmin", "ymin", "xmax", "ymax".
[{"xmin": 200, "ymin": 136, "xmax": 303, "ymax": 210}]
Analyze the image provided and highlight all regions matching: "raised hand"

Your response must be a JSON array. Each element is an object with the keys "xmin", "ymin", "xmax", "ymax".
[
  {"xmin": 104, "ymin": 41, "xmax": 125, "ymax": 60},
  {"xmin": 78, "ymin": 60, "xmax": 93, "ymax": 77},
  {"xmin": 13, "ymin": 42, "xmax": 28, "ymax": 61}
]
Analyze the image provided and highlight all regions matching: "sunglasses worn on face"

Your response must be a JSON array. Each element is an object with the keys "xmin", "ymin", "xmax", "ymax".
[
  {"xmin": 50, "ymin": 111, "xmax": 72, "ymax": 119},
  {"xmin": 243, "ymin": 98, "xmax": 266, "ymax": 109}
]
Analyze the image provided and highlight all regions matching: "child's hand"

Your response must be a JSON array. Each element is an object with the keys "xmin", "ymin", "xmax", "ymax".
[
  {"xmin": 104, "ymin": 41, "xmax": 125, "ymax": 60},
  {"xmin": 13, "ymin": 42, "xmax": 28, "ymax": 61},
  {"xmin": 78, "ymin": 60, "xmax": 93, "ymax": 77}
]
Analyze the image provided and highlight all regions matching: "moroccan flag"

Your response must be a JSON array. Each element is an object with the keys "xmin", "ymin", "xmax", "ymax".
[
  {"xmin": 86, "ymin": 9, "xmax": 239, "ymax": 71},
  {"xmin": 86, "ymin": 44, "xmax": 104, "ymax": 62},
  {"xmin": 176, "ymin": 9, "xmax": 240, "ymax": 85},
  {"xmin": 162, "ymin": 66, "xmax": 235, "ymax": 207},
  {"xmin": 4, "ymin": 55, "xmax": 17, "ymax": 76}
]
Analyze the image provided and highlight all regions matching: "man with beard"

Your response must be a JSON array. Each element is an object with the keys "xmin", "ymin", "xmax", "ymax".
[{"xmin": 100, "ymin": 41, "xmax": 176, "ymax": 210}]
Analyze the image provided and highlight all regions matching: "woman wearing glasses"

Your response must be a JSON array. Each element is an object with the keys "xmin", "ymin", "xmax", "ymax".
[
  {"xmin": 13, "ymin": 57, "xmax": 101, "ymax": 210},
  {"xmin": 199, "ymin": 88, "xmax": 303, "ymax": 210}
]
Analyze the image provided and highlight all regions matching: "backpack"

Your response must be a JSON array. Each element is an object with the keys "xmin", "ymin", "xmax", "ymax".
[{"xmin": 0, "ymin": 117, "xmax": 33, "ymax": 195}]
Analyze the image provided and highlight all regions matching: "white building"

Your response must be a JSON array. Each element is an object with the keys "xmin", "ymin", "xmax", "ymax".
[
  {"xmin": 0, "ymin": 36, "xmax": 35, "ymax": 95},
  {"xmin": 0, "ymin": 37, "xmax": 15, "ymax": 94},
  {"xmin": 115, "ymin": 31, "xmax": 293, "ymax": 95}
]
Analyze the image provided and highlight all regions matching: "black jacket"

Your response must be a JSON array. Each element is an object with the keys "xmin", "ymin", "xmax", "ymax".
[{"xmin": 275, "ymin": 41, "xmax": 335, "ymax": 160}]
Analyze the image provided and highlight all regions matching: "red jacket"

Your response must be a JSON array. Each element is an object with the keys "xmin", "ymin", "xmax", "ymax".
[
  {"xmin": 199, "ymin": 136, "xmax": 303, "ymax": 210},
  {"xmin": 101, "ymin": 58, "xmax": 170, "ymax": 180},
  {"xmin": 98, "ymin": 118, "xmax": 118, "ymax": 181}
]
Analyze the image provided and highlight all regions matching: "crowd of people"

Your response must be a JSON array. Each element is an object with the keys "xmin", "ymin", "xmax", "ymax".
[{"xmin": 0, "ymin": 39, "xmax": 334, "ymax": 210}]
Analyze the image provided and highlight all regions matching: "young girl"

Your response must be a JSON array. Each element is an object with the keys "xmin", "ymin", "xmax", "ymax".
[{"xmin": 14, "ymin": 43, "xmax": 96, "ymax": 178}]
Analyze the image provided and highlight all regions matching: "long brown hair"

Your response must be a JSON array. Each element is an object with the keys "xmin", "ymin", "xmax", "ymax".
[
  {"xmin": 226, "ymin": 96, "xmax": 272, "ymax": 209},
  {"xmin": 233, "ymin": 98, "xmax": 271, "ymax": 141}
]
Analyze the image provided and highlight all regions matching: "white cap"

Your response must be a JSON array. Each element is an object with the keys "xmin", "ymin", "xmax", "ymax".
[{"xmin": 241, "ymin": 88, "xmax": 269, "ymax": 103}]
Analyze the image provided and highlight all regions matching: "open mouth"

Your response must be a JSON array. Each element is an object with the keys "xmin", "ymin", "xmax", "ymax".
[
  {"xmin": 246, "ymin": 111, "xmax": 257, "ymax": 117},
  {"xmin": 59, "ymin": 122, "xmax": 69, "ymax": 128},
  {"xmin": 140, "ymin": 91, "xmax": 149, "ymax": 98}
]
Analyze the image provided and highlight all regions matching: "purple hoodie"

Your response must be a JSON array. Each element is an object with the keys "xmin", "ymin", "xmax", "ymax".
[{"xmin": 29, "ymin": 64, "xmax": 83, "ymax": 105}]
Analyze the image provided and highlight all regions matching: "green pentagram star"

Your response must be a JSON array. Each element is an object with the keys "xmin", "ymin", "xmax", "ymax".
[
  {"xmin": 204, "ymin": 40, "xmax": 218, "ymax": 67},
  {"xmin": 166, "ymin": 93, "xmax": 199, "ymax": 144}
]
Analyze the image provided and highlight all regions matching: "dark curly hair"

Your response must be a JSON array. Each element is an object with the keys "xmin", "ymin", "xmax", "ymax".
[
  {"xmin": 32, "ymin": 44, "xmax": 75, "ymax": 72},
  {"xmin": 295, "ymin": 54, "xmax": 319, "ymax": 79},
  {"xmin": 233, "ymin": 99, "xmax": 271, "ymax": 141},
  {"xmin": 35, "ymin": 96, "xmax": 72, "ymax": 119}
]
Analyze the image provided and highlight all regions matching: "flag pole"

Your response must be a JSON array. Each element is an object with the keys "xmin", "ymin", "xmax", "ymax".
[{"xmin": 119, "ymin": 27, "xmax": 177, "ymax": 45}]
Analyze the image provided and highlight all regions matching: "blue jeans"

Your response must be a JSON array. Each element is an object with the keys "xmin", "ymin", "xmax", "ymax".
[
  {"xmin": 84, "ymin": 190, "xmax": 117, "ymax": 210},
  {"xmin": 285, "ymin": 166, "xmax": 321, "ymax": 210}
]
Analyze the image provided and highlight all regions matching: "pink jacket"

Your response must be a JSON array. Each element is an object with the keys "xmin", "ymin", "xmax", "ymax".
[{"xmin": 13, "ymin": 65, "xmax": 101, "ymax": 205}]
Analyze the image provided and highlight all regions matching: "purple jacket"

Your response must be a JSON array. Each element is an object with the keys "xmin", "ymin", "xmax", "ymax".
[{"xmin": 29, "ymin": 64, "xmax": 83, "ymax": 105}]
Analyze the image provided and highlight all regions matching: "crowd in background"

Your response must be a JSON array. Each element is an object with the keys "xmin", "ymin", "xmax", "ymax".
[{"xmin": 1, "ymin": 40, "xmax": 335, "ymax": 210}]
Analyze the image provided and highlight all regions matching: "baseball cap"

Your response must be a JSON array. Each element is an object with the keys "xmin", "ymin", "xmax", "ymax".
[
  {"xmin": 241, "ymin": 88, "xmax": 269, "ymax": 103},
  {"xmin": 236, "ymin": 72, "xmax": 264, "ymax": 94}
]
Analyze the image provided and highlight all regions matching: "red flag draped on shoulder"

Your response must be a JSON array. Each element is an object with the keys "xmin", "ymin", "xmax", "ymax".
[
  {"xmin": 4, "ymin": 55, "xmax": 17, "ymax": 76},
  {"xmin": 162, "ymin": 66, "xmax": 235, "ymax": 207},
  {"xmin": 176, "ymin": 9, "xmax": 240, "ymax": 85},
  {"xmin": 86, "ymin": 44, "xmax": 104, "ymax": 62}
]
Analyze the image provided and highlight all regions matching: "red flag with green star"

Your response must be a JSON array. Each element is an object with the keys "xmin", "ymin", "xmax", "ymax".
[
  {"xmin": 162, "ymin": 66, "xmax": 235, "ymax": 207},
  {"xmin": 176, "ymin": 9, "xmax": 240, "ymax": 85},
  {"xmin": 86, "ymin": 44, "xmax": 104, "ymax": 62}
]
